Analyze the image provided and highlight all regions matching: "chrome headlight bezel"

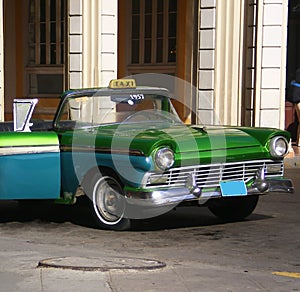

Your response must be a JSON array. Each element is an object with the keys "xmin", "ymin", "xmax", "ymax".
[
  {"xmin": 269, "ymin": 136, "xmax": 289, "ymax": 158},
  {"xmin": 154, "ymin": 147, "xmax": 175, "ymax": 171}
]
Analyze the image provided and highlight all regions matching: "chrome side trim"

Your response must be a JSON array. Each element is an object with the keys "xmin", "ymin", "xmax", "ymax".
[
  {"xmin": 60, "ymin": 145, "xmax": 145, "ymax": 156},
  {"xmin": 0, "ymin": 145, "xmax": 60, "ymax": 156}
]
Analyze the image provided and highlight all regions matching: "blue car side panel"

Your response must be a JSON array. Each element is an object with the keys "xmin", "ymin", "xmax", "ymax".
[
  {"xmin": 0, "ymin": 153, "xmax": 61, "ymax": 200},
  {"xmin": 60, "ymin": 152, "xmax": 80, "ymax": 195},
  {"xmin": 60, "ymin": 151, "xmax": 153, "ymax": 194}
]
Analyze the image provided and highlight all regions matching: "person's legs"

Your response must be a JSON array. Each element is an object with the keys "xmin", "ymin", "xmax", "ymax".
[{"xmin": 295, "ymin": 103, "xmax": 300, "ymax": 146}]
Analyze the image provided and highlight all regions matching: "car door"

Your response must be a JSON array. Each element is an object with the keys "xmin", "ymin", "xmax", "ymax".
[
  {"xmin": 0, "ymin": 131, "xmax": 61, "ymax": 200},
  {"xmin": 0, "ymin": 99, "xmax": 61, "ymax": 200}
]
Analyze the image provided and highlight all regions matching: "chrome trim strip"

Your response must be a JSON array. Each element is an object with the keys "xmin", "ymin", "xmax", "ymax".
[
  {"xmin": 60, "ymin": 145, "xmax": 145, "ymax": 156},
  {"xmin": 0, "ymin": 145, "xmax": 60, "ymax": 156}
]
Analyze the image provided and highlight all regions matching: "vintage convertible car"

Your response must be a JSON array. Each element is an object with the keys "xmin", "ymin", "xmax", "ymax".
[{"xmin": 0, "ymin": 79, "xmax": 293, "ymax": 230}]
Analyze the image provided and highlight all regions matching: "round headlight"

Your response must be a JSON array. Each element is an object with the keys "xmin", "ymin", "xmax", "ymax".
[
  {"xmin": 269, "ymin": 136, "xmax": 288, "ymax": 158},
  {"xmin": 154, "ymin": 147, "xmax": 174, "ymax": 170}
]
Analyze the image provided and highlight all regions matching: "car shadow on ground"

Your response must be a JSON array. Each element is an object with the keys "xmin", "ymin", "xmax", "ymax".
[
  {"xmin": 0, "ymin": 200, "xmax": 272, "ymax": 231},
  {"xmin": 130, "ymin": 207, "xmax": 271, "ymax": 231}
]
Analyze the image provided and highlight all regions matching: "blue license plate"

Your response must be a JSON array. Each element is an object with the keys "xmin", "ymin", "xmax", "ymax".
[{"xmin": 220, "ymin": 181, "xmax": 247, "ymax": 197}]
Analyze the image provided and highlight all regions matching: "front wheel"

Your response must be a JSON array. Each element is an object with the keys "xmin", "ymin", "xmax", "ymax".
[
  {"xmin": 85, "ymin": 172, "xmax": 131, "ymax": 230},
  {"xmin": 208, "ymin": 195, "xmax": 259, "ymax": 221}
]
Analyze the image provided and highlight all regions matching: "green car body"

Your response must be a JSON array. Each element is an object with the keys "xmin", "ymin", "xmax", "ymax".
[{"xmin": 0, "ymin": 81, "xmax": 293, "ymax": 230}]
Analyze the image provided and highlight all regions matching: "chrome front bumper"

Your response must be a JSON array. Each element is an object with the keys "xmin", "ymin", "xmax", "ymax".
[{"xmin": 125, "ymin": 177, "xmax": 294, "ymax": 208}]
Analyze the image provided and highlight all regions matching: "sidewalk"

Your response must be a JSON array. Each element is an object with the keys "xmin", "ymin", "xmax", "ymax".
[{"xmin": 284, "ymin": 145, "xmax": 300, "ymax": 168}]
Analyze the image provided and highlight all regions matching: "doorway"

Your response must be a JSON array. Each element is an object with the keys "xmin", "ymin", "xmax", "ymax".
[
  {"xmin": 3, "ymin": 0, "xmax": 66, "ymax": 121},
  {"xmin": 286, "ymin": 0, "xmax": 300, "ymax": 141}
]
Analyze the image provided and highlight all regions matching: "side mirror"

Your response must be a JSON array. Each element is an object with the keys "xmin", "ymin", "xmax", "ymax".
[{"xmin": 13, "ymin": 99, "xmax": 38, "ymax": 132}]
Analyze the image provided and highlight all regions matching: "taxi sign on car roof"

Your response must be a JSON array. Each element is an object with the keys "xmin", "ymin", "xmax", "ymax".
[{"xmin": 109, "ymin": 79, "xmax": 136, "ymax": 89}]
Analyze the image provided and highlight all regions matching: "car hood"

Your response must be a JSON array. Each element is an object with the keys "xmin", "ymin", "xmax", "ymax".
[
  {"xmin": 68, "ymin": 124, "xmax": 289, "ymax": 159},
  {"xmin": 126, "ymin": 125, "xmax": 278, "ymax": 163},
  {"xmin": 62, "ymin": 123, "xmax": 289, "ymax": 164}
]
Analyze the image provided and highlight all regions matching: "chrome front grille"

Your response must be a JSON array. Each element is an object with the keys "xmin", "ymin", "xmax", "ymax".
[{"xmin": 144, "ymin": 160, "xmax": 284, "ymax": 189}]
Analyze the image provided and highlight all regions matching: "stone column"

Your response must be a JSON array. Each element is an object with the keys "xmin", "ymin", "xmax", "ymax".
[{"xmin": 68, "ymin": 0, "xmax": 118, "ymax": 89}]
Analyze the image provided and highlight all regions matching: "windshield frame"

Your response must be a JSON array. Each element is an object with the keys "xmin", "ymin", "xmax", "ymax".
[{"xmin": 53, "ymin": 87, "xmax": 183, "ymax": 130}]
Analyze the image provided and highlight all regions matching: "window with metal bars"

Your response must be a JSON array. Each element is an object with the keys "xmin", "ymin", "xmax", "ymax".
[
  {"xmin": 27, "ymin": 0, "xmax": 65, "ymax": 96},
  {"xmin": 28, "ymin": 0, "xmax": 65, "ymax": 65},
  {"xmin": 130, "ymin": 0, "xmax": 177, "ymax": 70}
]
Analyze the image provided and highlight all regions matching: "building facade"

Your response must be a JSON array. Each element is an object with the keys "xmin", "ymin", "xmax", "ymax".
[{"xmin": 0, "ymin": 0, "xmax": 296, "ymax": 132}]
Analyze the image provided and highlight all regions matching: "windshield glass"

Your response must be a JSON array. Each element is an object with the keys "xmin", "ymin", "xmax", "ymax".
[{"xmin": 55, "ymin": 92, "xmax": 183, "ymax": 130}]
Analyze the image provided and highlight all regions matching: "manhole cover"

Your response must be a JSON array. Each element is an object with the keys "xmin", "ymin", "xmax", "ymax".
[{"xmin": 38, "ymin": 256, "xmax": 166, "ymax": 272}]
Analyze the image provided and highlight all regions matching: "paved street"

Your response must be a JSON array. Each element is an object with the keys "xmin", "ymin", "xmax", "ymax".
[{"xmin": 0, "ymin": 168, "xmax": 299, "ymax": 291}]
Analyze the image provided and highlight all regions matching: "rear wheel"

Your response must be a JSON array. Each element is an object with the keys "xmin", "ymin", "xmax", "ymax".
[
  {"xmin": 85, "ymin": 171, "xmax": 131, "ymax": 230},
  {"xmin": 208, "ymin": 195, "xmax": 259, "ymax": 221}
]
